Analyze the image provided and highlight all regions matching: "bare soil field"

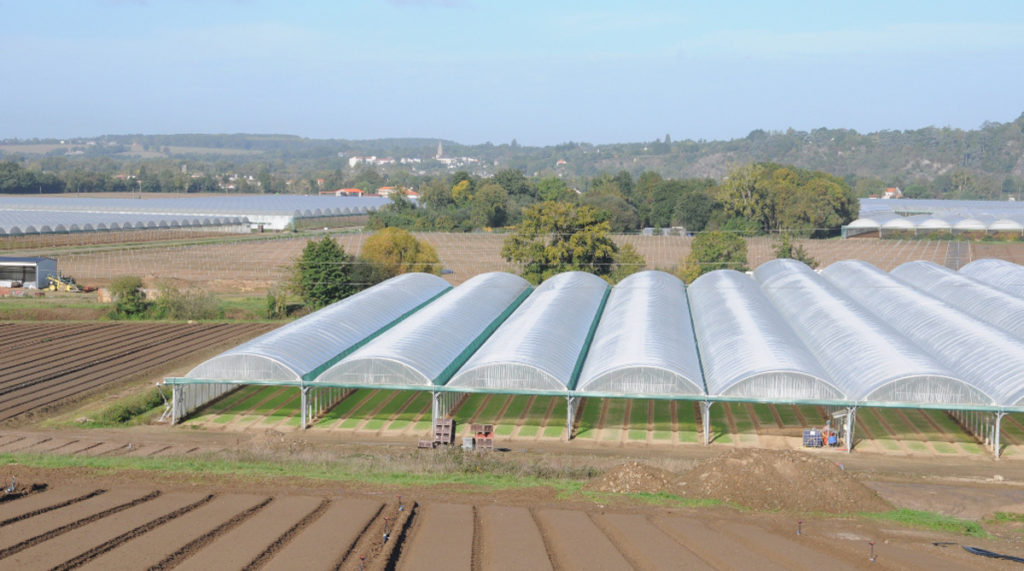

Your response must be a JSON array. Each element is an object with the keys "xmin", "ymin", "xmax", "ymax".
[
  {"xmin": 3, "ymin": 430, "xmax": 1024, "ymax": 570},
  {"xmin": 37, "ymin": 233, "xmax": 1024, "ymax": 292},
  {"xmin": 0, "ymin": 322, "xmax": 274, "ymax": 425}
]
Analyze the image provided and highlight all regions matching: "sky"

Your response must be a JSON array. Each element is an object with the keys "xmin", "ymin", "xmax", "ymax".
[{"xmin": 2, "ymin": 0, "xmax": 1023, "ymax": 146}]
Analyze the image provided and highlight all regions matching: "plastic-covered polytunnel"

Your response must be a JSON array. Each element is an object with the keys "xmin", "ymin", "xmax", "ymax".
[
  {"xmin": 314, "ymin": 272, "xmax": 531, "ymax": 388},
  {"xmin": 688, "ymin": 269, "xmax": 835, "ymax": 401},
  {"xmin": 165, "ymin": 258, "xmax": 1024, "ymax": 458},
  {"xmin": 822, "ymin": 260, "xmax": 1024, "ymax": 408},
  {"xmin": 891, "ymin": 261, "xmax": 1024, "ymax": 340},
  {"xmin": 167, "ymin": 272, "xmax": 451, "ymax": 422},
  {"xmin": 576, "ymin": 271, "xmax": 703, "ymax": 398},
  {"xmin": 960, "ymin": 258, "xmax": 1024, "ymax": 297},
  {"xmin": 447, "ymin": 271, "xmax": 609, "ymax": 394},
  {"xmin": 755, "ymin": 259, "xmax": 963, "ymax": 406}
]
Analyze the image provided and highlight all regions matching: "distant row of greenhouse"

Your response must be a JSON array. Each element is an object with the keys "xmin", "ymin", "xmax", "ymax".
[
  {"xmin": 0, "ymin": 195, "xmax": 389, "ymax": 234},
  {"xmin": 846, "ymin": 198, "xmax": 1024, "ymax": 237},
  {"xmin": 168, "ymin": 257, "xmax": 1024, "ymax": 456}
]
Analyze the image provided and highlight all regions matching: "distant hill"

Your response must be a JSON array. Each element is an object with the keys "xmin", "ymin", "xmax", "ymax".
[{"xmin": 3, "ymin": 113, "xmax": 1023, "ymax": 198}]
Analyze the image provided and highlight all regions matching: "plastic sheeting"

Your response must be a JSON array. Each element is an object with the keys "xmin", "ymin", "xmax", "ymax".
[
  {"xmin": 448, "ymin": 272, "xmax": 609, "ymax": 393},
  {"xmin": 185, "ymin": 273, "xmax": 451, "ymax": 381},
  {"xmin": 755, "ymin": 259, "xmax": 965, "ymax": 404},
  {"xmin": 823, "ymin": 260, "xmax": 1024, "ymax": 406},
  {"xmin": 892, "ymin": 261, "xmax": 1024, "ymax": 340},
  {"xmin": 689, "ymin": 269, "xmax": 836, "ymax": 400},
  {"xmin": 0, "ymin": 210, "xmax": 248, "ymax": 235},
  {"xmin": 960, "ymin": 258, "xmax": 1024, "ymax": 297},
  {"xmin": 575, "ymin": 271, "xmax": 703, "ymax": 397},
  {"xmin": 314, "ymin": 272, "xmax": 531, "ymax": 387}
]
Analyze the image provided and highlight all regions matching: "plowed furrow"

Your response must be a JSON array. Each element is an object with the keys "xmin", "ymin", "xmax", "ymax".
[
  {"xmin": 0, "ymin": 325, "xmax": 260, "ymax": 420},
  {"xmin": 77, "ymin": 494, "xmax": 270, "ymax": 571},
  {"xmin": 0, "ymin": 490, "xmax": 160, "ymax": 560},
  {"xmin": 148, "ymin": 497, "xmax": 273, "ymax": 571},
  {"xmin": 243, "ymin": 499, "xmax": 331, "ymax": 570},
  {"xmin": 0, "ymin": 490, "xmax": 106, "ymax": 528},
  {"xmin": 0, "ymin": 323, "xmax": 219, "ymax": 390},
  {"xmin": 51, "ymin": 494, "xmax": 215, "ymax": 571},
  {"xmin": 260, "ymin": 499, "xmax": 382, "ymax": 571}
]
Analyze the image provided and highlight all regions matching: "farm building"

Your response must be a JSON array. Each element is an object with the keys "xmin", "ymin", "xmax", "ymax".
[
  {"xmin": 167, "ymin": 259, "xmax": 1024, "ymax": 457},
  {"xmin": 0, "ymin": 195, "xmax": 390, "ymax": 233},
  {"xmin": 0, "ymin": 256, "xmax": 57, "ymax": 288}
]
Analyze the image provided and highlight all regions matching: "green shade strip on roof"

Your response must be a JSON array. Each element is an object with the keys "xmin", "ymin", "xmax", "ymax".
[
  {"xmin": 683, "ymin": 281, "xmax": 710, "ymax": 395},
  {"xmin": 301, "ymin": 285, "xmax": 452, "ymax": 381},
  {"xmin": 566, "ymin": 283, "xmax": 611, "ymax": 391},
  {"xmin": 431, "ymin": 286, "xmax": 534, "ymax": 386}
]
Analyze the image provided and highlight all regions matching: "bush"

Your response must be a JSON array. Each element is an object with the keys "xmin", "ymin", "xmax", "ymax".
[
  {"xmin": 151, "ymin": 282, "xmax": 223, "ymax": 320},
  {"xmin": 108, "ymin": 275, "xmax": 149, "ymax": 319},
  {"xmin": 97, "ymin": 386, "xmax": 169, "ymax": 425}
]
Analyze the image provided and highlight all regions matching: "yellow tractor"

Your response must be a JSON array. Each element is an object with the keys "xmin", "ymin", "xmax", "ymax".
[{"xmin": 47, "ymin": 274, "xmax": 81, "ymax": 293}]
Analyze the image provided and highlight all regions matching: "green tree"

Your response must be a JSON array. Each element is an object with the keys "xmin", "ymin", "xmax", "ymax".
[
  {"xmin": 501, "ymin": 201, "xmax": 619, "ymax": 283},
  {"xmin": 773, "ymin": 233, "xmax": 819, "ymax": 268},
  {"xmin": 536, "ymin": 176, "xmax": 573, "ymax": 202},
  {"xmin": 580, "ymin": 192, "xmax": 640, "ymax": 232},
  {"xmin": 361, "ymin": 227, "xmax": 442, "ymax": 277},
  {"xmin": 677, "ymin": 231, "xmax": 748, "ymax": 283},
  {"xmin": 108, "ymin": 275, "xmax": 149, "ymax": 318},
  {"xmin": 494, "ymin": 168, "xmax": 535, "ymax": 198},
  {"xmin": 470, "ymin": 182, "xmax": 509, "ymax": 227},
  {"xmin": 291, "ymin": 235, "xmax": 357, "ymax": 309},
  {"xmin": 608, "ymin": 242, "xmax": 646, "ymax": 283}
]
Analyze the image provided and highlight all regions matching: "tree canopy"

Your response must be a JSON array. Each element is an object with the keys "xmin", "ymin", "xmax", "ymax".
[
  {"xmin": 502, "ymin": 201, "xmax": 632, "ymax": 284},
  {"xmin": 291, "ymin": 235, "xmax": 358, "ymax": 309},
  {"xmin": 360, "ymin": 227, "xmax": 442, "ymax": 278},
  {"xmin": 677, "ymin": 231, "xmax": 749, "ymax": 283},
  {"xmin": 717, "ymin": 163, "xmax": 858, "ymax": 237}
]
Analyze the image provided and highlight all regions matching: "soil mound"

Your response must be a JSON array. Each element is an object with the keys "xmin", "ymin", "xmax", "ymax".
[
  {"xmin": 584, "ymin": 461, "xmax": 680, "ymax": 494},
  {"xmin": 678, "ymin": 448, "xmax": 891, "ymax": 513}
]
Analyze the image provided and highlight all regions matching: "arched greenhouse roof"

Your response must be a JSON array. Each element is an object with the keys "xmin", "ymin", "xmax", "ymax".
[
  {"xmin": 960, "ymin": 258, "xmax": 1024, "ymax": 297},
  {"xmin": 573, "ymin": 271, "xmax": 704, "ymax": 397},
  {"xmin": 448, "ymin": 271, "xmax": 609, "ymax": 394},
  {"xmin": 822, "ymin": 260, "xmax": 1024, "ymax": 406},
  {"xmin": 755, "ymin": 259, "xmax": 964, "ymax": 405},
  {"xmin": 314, "ymin": 272, "xmax": 532, "ymax": 388},
  {"xmin": 892, "ymin": 261, "xmax": 1024, "ymax": 340},
  {"xmin": 185, "ymin": 273, "xmax": 451, "ymax": 382},
  {"xmin": 689, "ymin": 269, "xmax": 837, "ymax": 401}
]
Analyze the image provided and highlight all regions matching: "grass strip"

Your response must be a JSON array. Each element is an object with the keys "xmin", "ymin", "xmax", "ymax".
[
  {"xmin": 576, "ymin": 398, "xmax": 602, "ymax": 439},
  {"xmin": 0, "ymin": 451, "xmax": 589, "ymax": 494},
  {"xmin": 652, "ymin": 400, "xmax": 672, "ymax": 441},
  {"xmin": 859, "ymin": 509, "xmax": 988, "ymax": 538}
]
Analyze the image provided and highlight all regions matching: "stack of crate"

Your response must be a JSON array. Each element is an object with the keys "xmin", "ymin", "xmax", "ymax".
[
  {"xmin": 472, "ymin": 423, "xmax": 494, "ymax": 451},
  {"xmin": 418, "ymin": 418, "xmax": 456, "ymax": 448}
]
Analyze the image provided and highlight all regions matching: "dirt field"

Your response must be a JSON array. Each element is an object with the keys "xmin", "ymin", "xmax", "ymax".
[
  {"xmin": 0, "ymin": 322, "xmax": 274, "ymax": 424},
  {"xmin": 38, "ymin": 233, "xmax": 1024, "ymax": 292},
  {"xmin": 3, "ymin": 428, "xmax": 1024, "ymax": 570}
]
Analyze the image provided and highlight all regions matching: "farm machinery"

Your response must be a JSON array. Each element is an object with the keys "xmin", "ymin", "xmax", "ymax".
[{"xmin": 47, "ymin": 274, "xmax": 95, "ymax": 293}]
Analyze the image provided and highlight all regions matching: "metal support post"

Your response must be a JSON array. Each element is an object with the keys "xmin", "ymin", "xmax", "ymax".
[
  {"xmin": 845, "ymin": 407, "xmax": 857, "ymax": 453},
  {"xmin": 566, "ymin": 396, "xmax": 578, "ymax": 441},
  {"xmin": 701, "ymin": 401, "xmax": 713, "ymax": 445},
  {"xmin": 432, "ymin": 390, "xmax": 442, "ymax": 430},
  {"xmin": 300, "ymin": 386, "xmax": 310, "ymax": 429},
  {"xmin": 171, "ymin": 385, "xmax": 182, "ymax": 424},
  {"xmin": 995, "ymin": 412, "xmax": 1006, "ymax": 459}
]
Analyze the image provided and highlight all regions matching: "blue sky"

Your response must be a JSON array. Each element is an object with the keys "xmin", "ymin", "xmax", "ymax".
[{"xmin": 2, "ymin": 0, "xmax": 1023, "ymax": 145}]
